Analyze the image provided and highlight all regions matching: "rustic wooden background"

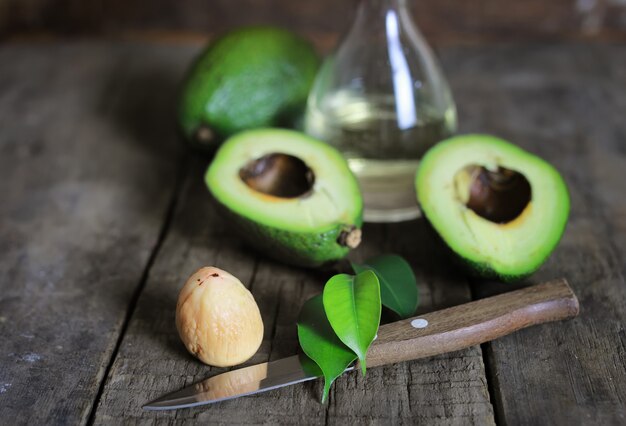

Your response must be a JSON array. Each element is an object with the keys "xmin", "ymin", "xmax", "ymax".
[
  {"xmin": 1, "ymin": 40, "xmax": 625, "ymax": 425},
  {"xmin": 2, "ymin": 0, "xmax": 626, "ymax": 43},
  {"xmin": 1, "ymin": 0, "xmax": 626, "ymax": 424}
]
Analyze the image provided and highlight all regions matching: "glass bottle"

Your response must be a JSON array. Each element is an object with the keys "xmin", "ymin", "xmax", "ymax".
[{"xmin": 304, "ymin": 0, "xmax": 457, "ymax": 222}]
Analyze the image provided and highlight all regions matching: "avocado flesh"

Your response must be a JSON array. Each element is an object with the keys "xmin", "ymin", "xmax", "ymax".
[
  {"xmin": 179, "ymin": 27, "xmax": 320, "ymax": 150},
  {"xmin": 416, "ymin": 135, "xmax": 570, "ymax": 280},
  {"xmin": 206, "ymin": 129, "xmax": 363, "ymax": 267}
]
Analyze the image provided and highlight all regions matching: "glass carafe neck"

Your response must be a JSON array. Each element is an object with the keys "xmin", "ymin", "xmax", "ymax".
[{"xmin": 357, "ymin": 0, "xmax": 410, "ymax": 14}]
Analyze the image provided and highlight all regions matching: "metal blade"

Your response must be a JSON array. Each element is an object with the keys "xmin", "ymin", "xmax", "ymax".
[{"xmin": 143, "ymin": 355, "xmax": 329, "ymax": 410}]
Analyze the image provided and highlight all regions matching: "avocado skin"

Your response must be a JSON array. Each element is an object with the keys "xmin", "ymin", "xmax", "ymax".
[
  {"xmin": 178, "ymin": 27, "xmax": 320, "ymax": 151},
  {"xmin": 420, "ymin": 210, "xmax": 545, "ymax": 282},
  {"xmin": 422, "ymin": 218, "xmax": 533, "ymax": 282},
  {"xmin": 211, "ymin": 198, "xmax": 362, "ymax": 268},
  {"xmin": 460, "ymin": 257, "xmax": 534, "ymax": 282}
]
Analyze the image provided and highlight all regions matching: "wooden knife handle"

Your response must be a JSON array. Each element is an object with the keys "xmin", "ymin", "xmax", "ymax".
[{"xmin": 366, "ymin": 278, "xmax": 579, "ymax": 368}]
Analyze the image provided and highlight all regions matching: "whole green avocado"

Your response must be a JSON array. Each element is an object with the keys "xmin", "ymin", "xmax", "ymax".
[{"xmin": 179, "ymin": 27, "xmax": 320, "ymax": 151}]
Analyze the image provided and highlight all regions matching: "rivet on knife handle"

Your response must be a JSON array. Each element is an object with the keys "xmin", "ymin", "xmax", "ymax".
[{"xmin": 365, "ymin": 278, "xmax": 579, "ymax": 368}]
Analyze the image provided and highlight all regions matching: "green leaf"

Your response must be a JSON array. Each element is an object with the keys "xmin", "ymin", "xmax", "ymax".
[
  {"xmin": 322, "ymin": 270, "xmax": 381, "ymax": 375},
  {"xmin": 297, "ymin": 295, "xmax": 357, "ymax": 403},
  {"xmin": 352, "ymin": 254, "xmax": 419, "ymax": 319},
  {"xmin": 298, "ymin": 352, "xmax": 323, "ymax": 377}
]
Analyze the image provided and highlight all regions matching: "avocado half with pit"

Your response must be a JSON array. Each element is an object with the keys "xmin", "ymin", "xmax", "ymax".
[
  {"xmin": 206, "ymin": 129, "xmax": 363, "ymax": 267},
  {"xmin": 416, "ymin": 135, "xmax": 570, "ymax": 280}
]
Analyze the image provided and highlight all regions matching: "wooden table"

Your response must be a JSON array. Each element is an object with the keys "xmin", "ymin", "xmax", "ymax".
[{"xmin": 1, "ymin": 40, "xmax": 624, "ymax": 425}]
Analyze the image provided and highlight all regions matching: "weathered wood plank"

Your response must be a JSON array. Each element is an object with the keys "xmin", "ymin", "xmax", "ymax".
[
  {"xmin": 4, "ymin": 0, "xmax": 626, "ymax": 44},
  {"xmin": 92, "ymin": 158, "xmax": 495, "ymax": 423},
  {"xmin": 326, "ymin": 221, "xmax": 494, "ymax": 425},
  {"xmin": 440, "ymin": 44, "xmax": 626, "ymax": 425},
  {"xmin": 4, "ymin": 40, "xmax": 624, "ymax": 425},
  {"xmin": 0, "ymin": 42, "xmax": 189, "ymax": 424}
]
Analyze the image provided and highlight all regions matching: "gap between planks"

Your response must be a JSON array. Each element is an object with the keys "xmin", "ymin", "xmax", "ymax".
[
  {"xmin": 466, "ymin": 282, "xmax": 504, "ymax": 426},
  {"xmin": 85, "ymin": 153, "xmax": 190, "ymax": 426}
]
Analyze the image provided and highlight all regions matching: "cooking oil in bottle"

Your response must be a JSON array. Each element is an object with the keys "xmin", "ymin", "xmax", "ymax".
[
  {"xmin": 303, "ymin": 0, "xmax": 457, "ymax": 222},
  {"xmin": 305, "ymin": 91, "xmax": 455, "ymax": 222}
]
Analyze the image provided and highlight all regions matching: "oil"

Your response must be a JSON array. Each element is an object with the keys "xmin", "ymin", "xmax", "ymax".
[{"xmin": 304, "ymin": 92, "xmax": 455, "ymax": 222}]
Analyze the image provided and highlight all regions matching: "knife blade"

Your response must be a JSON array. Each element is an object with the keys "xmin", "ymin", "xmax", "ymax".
[
  {"xmin": 144, "ymin": 278, "xmax": 579, "ymax": 410},
  {"xmin": 143, "ymin": 354, "xmax": 337, "ymax": 410}
]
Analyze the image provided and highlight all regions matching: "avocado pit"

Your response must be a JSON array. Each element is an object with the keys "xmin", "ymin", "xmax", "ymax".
[
  {"xmin": 240, "ymin": 153, "xmax": 315, "ymax": 198},
  {"xmin": 457, "ymin": 165, "xmax": 531, "ymax": 224}
]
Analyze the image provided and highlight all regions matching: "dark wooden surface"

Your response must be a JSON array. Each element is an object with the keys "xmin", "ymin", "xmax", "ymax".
[
  {"xmin": 450, "ymin": 44, "xmax": 626, "ymax": 425},
  {"xmin": 0, "ymin": 40, "xmax": 625, "ymax": 425},
  {"xmin": 0, "ymin": 41, "xmax": 188, "ymax": 423},
  {"xmin": 3, "ymin": 0, "xmax": 626, "ymax": 44}
]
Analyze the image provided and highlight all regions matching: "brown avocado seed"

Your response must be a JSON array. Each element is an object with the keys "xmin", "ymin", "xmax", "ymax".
[
  {"xmin": 465, "ymin": 166, "xmax": 532, "ymax": 223},
  {"xmin": 176, "ymin": 267, "xmax": 264, "ymax": 367},
  {"xmin": 239, "ymin": 153, "xmax": 315, "ymax": 198}
]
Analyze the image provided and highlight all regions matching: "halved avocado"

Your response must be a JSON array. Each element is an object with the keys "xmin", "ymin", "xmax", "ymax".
[
  {"xmin": 206, "ymin": 129, "xmax": 363, "ymax": 267},
  {"xmin": 416, "ymin": 135, "xmax": 570, "ymax": 280}
]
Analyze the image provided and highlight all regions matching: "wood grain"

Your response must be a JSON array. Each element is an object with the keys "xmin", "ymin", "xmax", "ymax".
[
  {"xmin": 3, "ymin": 0, "xmax": 626, "ymax": 44},
  {"xmin": 90, "ymin": 158, "xmax": 495, "ymax": 424},
  {"xmin": 1, "ymin": 40, "xmax": 624, "ymax": 425},
  {"xmin": 367, "ymin": 279, "xmax": 579, "ymax": 368},
  {"xmin": 0, "ymin": 42, "xmax": 187, "ymax": 424},
  {"xmin": 441, "ymin": 44, "xmax": 626, "ymax": 425}
]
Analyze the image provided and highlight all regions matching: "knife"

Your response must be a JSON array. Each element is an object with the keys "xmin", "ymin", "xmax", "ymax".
[{"xmin": 144, "ymin": 278, "xmax": 579, "ymax": 410}]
